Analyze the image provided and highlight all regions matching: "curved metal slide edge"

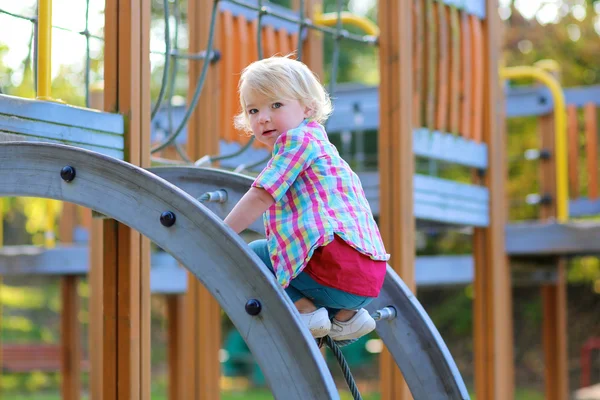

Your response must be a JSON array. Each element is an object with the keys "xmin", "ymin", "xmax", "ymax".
[
  {"xmin": 366, "ymin": 267, "xmax": 471, "ymax": 399},
  {"xmin": 0, "ymin": 143, "xmax": 339, "ymax": 400},
  {"xmin": 149, "ymin": 166, "xmax": 470, "ymax": 399}
]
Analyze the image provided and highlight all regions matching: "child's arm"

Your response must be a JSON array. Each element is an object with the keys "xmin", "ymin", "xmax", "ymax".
[{"xmin": 224, "ymin": 187, "xmax": 274, "ymax": 234}]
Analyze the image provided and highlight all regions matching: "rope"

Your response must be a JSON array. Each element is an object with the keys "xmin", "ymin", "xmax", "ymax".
[{"xmin": 325, "ymin": 336, "xmax": 363, "ymax": 400}]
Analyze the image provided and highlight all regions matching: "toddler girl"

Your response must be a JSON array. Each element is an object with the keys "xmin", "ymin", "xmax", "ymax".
[{"xmin": 224, "ymin": 55, "xmax": 389, "ymax": 341}]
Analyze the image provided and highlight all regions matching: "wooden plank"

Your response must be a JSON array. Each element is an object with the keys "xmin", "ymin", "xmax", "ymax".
[
  {"xmin": 219, "ymin": 10, "xmax": 235, "ymax": 143},
  {"xmin": 506, "ymin": 220, "xmax": 600, "ymax": 256},
  {"xmin": 166, "ymin": 296, "xmax": 185, "ymax": 400},
  {"xmin": 540, "ymin": 114, "xmax": 557, "ymax": 216},
  {"xmin": 567, "ymin": 105, "xmax": 580, "ymax": 197},
  {"xmin": 570, "ymin": 197, "xmax": 600, "ymax": 217},
  {"xmin": 0, "ymin": 128, "xmax": 124, "ymax": 160},
  {"xmin": 61, "ymin": 275, "xmax": 81, "ymax": 400},
  {"xmin": 378, "ymin": 1, "xmax": 414, "ymax": 399},
  {"xmin": 472, "ymin": 1, "xmax": 514, "ymax": 399},
  {"xmin": 413, "ymin": 128, "xmax": 488, "ymax": 169},
  {"xmin": 470, "ymin": 16, "xmax": 483, "ymax": 142},
  {"xmin": 0, "ymin": 114, "xmax": 123, "ymax": 149},
  {"xmin": 413, "ymin": 0, "xmax": 424, "ymax": 128},
  {"xmin": 435, "ymin": 1, "xmax": 449, "ymax": 132},
  {"xmin": 0, "ymin": 93, "xmax": 123, "ymax": 134},
  {"xmin": 101, "ymin": 0, "xmax": 151, "ymax": 397},
  {"xmin": 584, "ymin": 103, "xmax": 598, "ymax": 199},
  {"xmin": 539, "ymin": 99, "xmax": 569, "ymax": 400},
  {"xmin": 233, "ymin": 15, "xmax": 250, "ymax": 146},
  {"xmin": 459, "ymin": 10, "xmax": 472, "ymax": 139},
  {"xmin": 185, "ymin": 0, "xmax": 221, "ymax": 398},
  {"xmin": 425, "ymin": 0, "xmax": 436, "ymax": 131},
  {"xmin": 449, "ymin": 5, "xmax": 461, "ymax": 135},
  {"xmin": 542, "ymin": 262, "xmax": 568, "ymax": 400}
]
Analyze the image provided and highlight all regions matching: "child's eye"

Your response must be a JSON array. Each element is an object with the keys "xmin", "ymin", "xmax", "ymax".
[
  {"xmin": 248, "ymin": 109, "xmax": 258, "ymax": 115},
  {"xmin": 272, "ymin": 102, "xmax": 282, "ymax": 109}
]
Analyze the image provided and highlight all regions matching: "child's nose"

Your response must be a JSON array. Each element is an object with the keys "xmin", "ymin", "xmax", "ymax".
[{"xmin": 259, "ymin": 113, "xmax": 271, "ymax": 123}]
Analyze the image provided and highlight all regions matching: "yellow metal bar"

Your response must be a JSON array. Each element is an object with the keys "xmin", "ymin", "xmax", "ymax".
[
  {"xmin": 314, "ymin": 10, "xmax": 380, "ymax": 36},
  {"xmin": 500, "ymin": 66, "xmax": 569, "ymax": 221},
  {"xmin": 37, "ymin": 0, "xmax": 54, "ymax": 101}
]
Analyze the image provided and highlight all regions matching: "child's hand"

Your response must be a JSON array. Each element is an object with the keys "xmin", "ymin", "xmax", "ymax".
[{"xmin": 224, "ymin": 187, "xmax": 274, "ymax": 233}]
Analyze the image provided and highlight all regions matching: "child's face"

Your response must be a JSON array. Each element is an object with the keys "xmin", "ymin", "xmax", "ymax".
[{"xmin": 242, "ymin": 89, "xmax": 311, "ymax": 148}]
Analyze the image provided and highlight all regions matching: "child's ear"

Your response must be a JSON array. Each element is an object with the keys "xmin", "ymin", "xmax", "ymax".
[{"xmin": 303, "ymin": 105, "xmax": 313, "ymax": 118}]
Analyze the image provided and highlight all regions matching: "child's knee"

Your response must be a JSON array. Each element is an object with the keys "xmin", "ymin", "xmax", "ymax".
[{"xmin": 248, "ymin": 239, "xmax": 273, "ymax": 270}]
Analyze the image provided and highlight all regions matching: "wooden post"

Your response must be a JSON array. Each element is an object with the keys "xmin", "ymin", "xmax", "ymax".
[
  {"xmin": 59, "ymin": 202, "xmax": 82, "ymax": 400},
  {"xmin": 472, "ymin": 1, "xmax": 514, "ymax": 399},
  {"xmin": 167, "ymin": 296, "xmax": 185, "ymax": 400},
  {"xmin": 378, "ymin": 2, "xmax": 414, "ymax": 400},
  {"xmin": 61, "ymin": 275, "xmax": 81, "ymax": 400},
  {"xmin": 539, "ymin": 94, "xmax": 569, "ymax": 400},
  {"xmin": 182, "ymin": 1, "xmax": 221, "ymax": 399},
  {"xmin": 90, "ymin": 0, "xmax": 151, "ymax": 398}
]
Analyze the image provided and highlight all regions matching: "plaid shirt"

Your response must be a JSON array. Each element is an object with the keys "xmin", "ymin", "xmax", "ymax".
[{"xmin": 252, "ymin": 119, "xmax": 389, "ymax": 288}]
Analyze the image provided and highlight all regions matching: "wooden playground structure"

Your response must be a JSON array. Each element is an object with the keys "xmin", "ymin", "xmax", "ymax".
[{"xmin": 0, "ymin": 0, "xmax": 599, "ymax": 399}]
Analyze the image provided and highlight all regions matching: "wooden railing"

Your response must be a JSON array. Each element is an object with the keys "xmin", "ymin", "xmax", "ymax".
[{"xmin": 413, "ymin": 0, "xmax": 485, "ymax": 142}]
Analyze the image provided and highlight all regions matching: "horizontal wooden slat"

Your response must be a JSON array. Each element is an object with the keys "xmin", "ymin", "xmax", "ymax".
[
  {"xmin": 0, "ymin": 130, "xmax": 124, "ymax": 160},
  {"xmin": 0, "ymin": 115, "xmax": 124, "ymax": 150},
  {"xmin": 506, "ymin": 221, "xmax": 600, "ymax": 256},
  {"xmin": 359, "ymin": 171, "xmax": 489, "ymax": 226},
  {"xmin": 413, "ymin": 128, "xmax": 488, "ymax": 169},
  {"xmin": 0, "ymin": 94, "xmax": 123, "ymax": 134},
  {"xmin": 569, "ymin": 198, "xmax": 600, "ymax": 217},
  {"xmin": 0, "ymin": 94, "xmax": 125, "ymax": 159},
  {"xmin": 2, "ymin": 344, "xmax": 89, "ymax": 373},
  {"xmin": 2, "ymin": 246, "xmax": 556, "ymax": 289}
]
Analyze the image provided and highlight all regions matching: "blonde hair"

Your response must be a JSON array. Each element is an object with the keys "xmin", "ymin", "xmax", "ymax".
[{"xmin": 234, "ymin": 54, "xmax": 333, "ymax": 133}]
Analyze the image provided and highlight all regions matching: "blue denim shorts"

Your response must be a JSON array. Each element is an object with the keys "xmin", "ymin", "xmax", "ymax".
[{"xmin": 249, "ymin": 239, "xmax": 374, "ymax": 314}]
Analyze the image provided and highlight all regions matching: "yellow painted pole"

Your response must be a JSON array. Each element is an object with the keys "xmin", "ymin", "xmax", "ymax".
[
  {"xmin": 500, "ymin": 66, "xmax": 569, "ymax": 222},
  {"xmin": 37, "ymin": 0, "xmax": 54, "ymax": 101},
  {"xmin": 314, "ymin": 10, "xmax": 380, "ymax": 36}
]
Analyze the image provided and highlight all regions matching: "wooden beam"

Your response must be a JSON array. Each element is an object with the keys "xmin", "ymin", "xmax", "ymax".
[
  {"xmin": 167, "ymin": 296, "xmax": 185, "ymax": 400},
  {"xmin": 61, "ymin": 275, "xmax": 81, "ymax": 400},
  {"xmin": 93, "ymin": 0, "xmax": 151, "ymax": 398},
  {"xmin": 539, "ymin": 99, "xmax": 569, "ymax": 400},
  {"xmin": 183, "ymin": 0, "xmax": 221, "ymax": 398},
  {"xmin": 378, "ymin": 1, "xmax": 414, "ymax": 399},
  {"xmin": 472, "ymin": 1, "xmax": 514, "ymax": 399}
]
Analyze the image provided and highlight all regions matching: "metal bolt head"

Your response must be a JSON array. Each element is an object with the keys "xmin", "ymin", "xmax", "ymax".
[
  {"xmin": 245, "ymin": 299, "xmax": 262, "ymax": 316},
  {"xmin": 160, "ymin": 211, "xmax": 176, "ymax": 227},
  {"xmin": 60, "ymin": 166, "xmax": 76, "ymax": 182}
]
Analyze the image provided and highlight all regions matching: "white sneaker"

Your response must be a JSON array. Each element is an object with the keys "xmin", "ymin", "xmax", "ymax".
[
  {"xmin": 329, "ymin": 308, "xmax": 376, "ymax": 341},
  {"xmin": 299, "ymin": 308, "xmax": 331, "ymax": 338}
]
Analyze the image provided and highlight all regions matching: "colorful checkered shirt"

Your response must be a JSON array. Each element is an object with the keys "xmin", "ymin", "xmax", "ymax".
[{"xmin": 252, "ymin": 119, "xmax": 390, "ymax": 288}]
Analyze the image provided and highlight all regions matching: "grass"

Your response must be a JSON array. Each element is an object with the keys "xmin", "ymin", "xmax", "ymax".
[{"xmin": 6, "ymin": 388, "xmax": 545, "ymax": 400}]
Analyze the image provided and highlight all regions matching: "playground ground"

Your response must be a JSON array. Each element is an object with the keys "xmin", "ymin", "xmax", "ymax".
[{"xmin": 9, "ymin": 387, "xmax": 546, "ymax": 400}]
